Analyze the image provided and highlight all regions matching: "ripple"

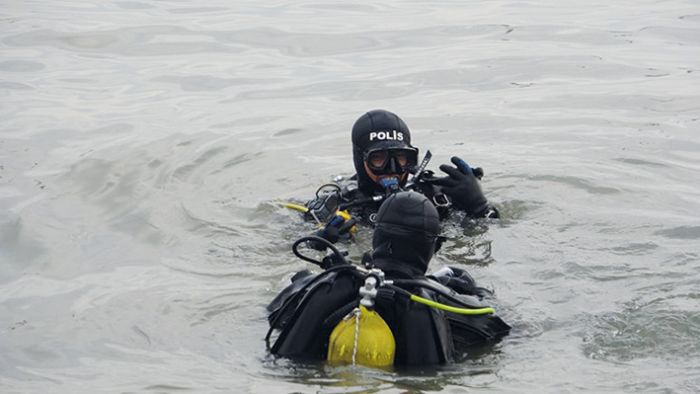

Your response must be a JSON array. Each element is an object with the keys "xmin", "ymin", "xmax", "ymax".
[
  {"xmin": 489, "ymin": 199, "xmax": 537, "ymax": 220},
  {"xmin": 3, "ymin": 27, "xmax": 244, "ymax": 56},
  {"xmin": 273, "ymin": 128, "xmax": 303, "ymax": 137},
  {"xmin": 221, "ymin": 153, "xmax": 260, "ymax": 169},
  {"xmin": 234, "ymin": 80, "xmax": 414, "ymax": 102},
  {"xmin": 505, "ymin": 25, "xmax": 638, "ymax": 46},
  {"xmin": 0, "ymin": 213, "xmax": 48, "ymax": 271},
  {"xmin": 299, "ymin": 3, "xmax": 379, "ymax": 13},
  {"xmin": 232, "ymin": 55, "xmax": 652, "ymax": 102},
  {"xmin": 114, "ymin": 2, "xmax": 155, "ymax": 10},
  {"xmin": 218, "ymin": 24, "xmax": 510, "ymax": 57},
  {"xmin": 153, "ymin": 75, "xmax": 279, "ymax": 92},
  {"xmin": 527, "ymin": 174, "xmax": 620, "ymax": 195},
  {"xmin": 63, "ymin": 33, "xmax": 118, "ymax": 49},
  {"xmin": 612, "ymin": 157, "xmax": 670, "ymax": 168},
  {"xmin": 179, "ymin": 204, "xmax": 242, "ymax": 238},
  {"xmin": 654, "ymin": 226, "xmax": 700, "ymax": 240},
  {"xmin": 166, "ymin": 7, "xmax": 230, "ymax": 14},
  {"xmin": 679, "ymin": 14, "xmax": 700, "ymax": 22},
  {"xmin": 0, "ymin": 60, "xmax": 45, "ymax": 72},
  {"xmin": 210, "ymin": 116, "xmax": 285, "ymax": 129},
  {"xmin": 172, "ymin": 146, "xmax": 229, "ymax": 181},
  {"xmin": 582, "ymin": 295, "xmax": 700, "ymax": 362},
  {"xmin": 439, "ymin": 218, "xmax": 494, "ymax": 266},
  {"xmin": 143, "ymin": 384, "xmax": 192, "ymax": 391},
  {"xmin": 0, "ymin": 81, "xmax": 34, "ymax": 90},
  {"xmin": 607, "ymin": 242, "xmax": 658, "ymax": 256},
  {"xmin": 636, "ymin": 26, "xmax": 700, "ymax": 46}
]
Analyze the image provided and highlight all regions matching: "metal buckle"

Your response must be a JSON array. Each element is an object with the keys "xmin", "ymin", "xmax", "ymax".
[{"xmin": 432, "ymin": 193, "xmax": 451, "ymax": 208}]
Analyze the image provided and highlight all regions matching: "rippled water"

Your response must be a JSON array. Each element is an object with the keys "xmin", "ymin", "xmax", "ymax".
[{"xmin": 2, "ymin": 0, "xmax": 699, "ymax": 392}]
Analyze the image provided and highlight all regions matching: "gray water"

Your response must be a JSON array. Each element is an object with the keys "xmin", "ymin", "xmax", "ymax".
[{"xmin": 1, "ymin": 0, "xmax": 699, "ymax": 392}]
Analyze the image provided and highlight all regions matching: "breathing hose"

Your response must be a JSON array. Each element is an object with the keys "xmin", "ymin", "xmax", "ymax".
[
  {"xmin": 409, "ymin": 294, "xmax": 494, "ymax": 315},
  {"xmin": 292, "ymin": 236, "xmax": 349, "ymax": 267},
  {"xmin": 391, "ymin": 278, "xmax": 490, "ymax": 311},
  {"xmin": 385, "ymin": 283, "xmax": 495, "ymax": 316},
  {"xmin": 280, "ymin": 202, "xmax": 309, "ymax": 213}
]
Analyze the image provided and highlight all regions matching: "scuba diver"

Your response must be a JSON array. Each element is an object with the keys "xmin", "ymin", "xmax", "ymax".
[
  {"xmin": 267, "ymin": 191, "xmax": 510, "ymax": 368},
  {"xmin": 296, "ymin": 109, "xmax": 499, "ymax": 245}
]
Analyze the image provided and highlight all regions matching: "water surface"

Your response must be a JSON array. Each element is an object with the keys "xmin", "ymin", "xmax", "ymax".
[{"xmin": 1, "ymin": 0, "xmax": 699, "ymax": 392}]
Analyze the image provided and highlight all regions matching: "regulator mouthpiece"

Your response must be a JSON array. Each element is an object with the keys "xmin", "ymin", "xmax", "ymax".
[{"xmin": 380, "ymin": 177, "xmax": 400, "ymax": 194}]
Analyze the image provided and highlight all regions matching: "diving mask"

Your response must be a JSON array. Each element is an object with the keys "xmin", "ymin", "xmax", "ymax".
[{"xmin": 363, "ymin": 147, "xmax": 418, "ymax": 175}]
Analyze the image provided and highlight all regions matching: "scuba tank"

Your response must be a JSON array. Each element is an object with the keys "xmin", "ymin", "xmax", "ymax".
[
  {"xmin": 327, "ymin": 305, "xmax": 395, "ymax": 368},
  {"xmin": 327, "ymin": 272, "xmax": 395, "ymax": 368},
  {"xmin": 266, "ymin": 235, "xmax": 509, "ymax": 368}
]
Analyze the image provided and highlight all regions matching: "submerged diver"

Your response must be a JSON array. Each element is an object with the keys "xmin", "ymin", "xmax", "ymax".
[
  {"xmin": 267, "ymin": 192, "xmax": 510, "ymax": 367},
  {"xmin": 300, "ymin": 109, "xmax": 499, "ymax": 244}
]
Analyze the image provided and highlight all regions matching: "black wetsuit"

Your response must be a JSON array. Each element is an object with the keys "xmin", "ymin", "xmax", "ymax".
[
  {"xmin": 303, "ymin": 109, "xmax": 499, "ymax": 226},
  {"xmin": 266, "ymin": 265, "xmax": 510, "ymax": 366},
  {"xmin": 306, "ymin": 174, "xmax": 499, "ymax": 226},
  {"xmin": 271, "ymin": 191, "xmax": 509, "ymax": 366}
]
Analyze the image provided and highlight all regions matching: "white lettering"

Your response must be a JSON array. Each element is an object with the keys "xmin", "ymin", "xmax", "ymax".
[{"xmin": 368, "ymin": 130, "xmax": 404, "ymax": 142}]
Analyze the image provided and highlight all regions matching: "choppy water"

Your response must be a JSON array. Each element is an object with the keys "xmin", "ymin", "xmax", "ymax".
[{"xmin": 2, "ymin": 0, "xmax": 699, "ymax": 393}]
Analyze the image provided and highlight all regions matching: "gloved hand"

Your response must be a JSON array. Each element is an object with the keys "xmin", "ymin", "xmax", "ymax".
[
  {"xmin": 431, "ymin": 266, "xmax": 492, "ymax": 298},
  {"xmin": 307, "ymin": 214, "xmax": 356, "ymax": 251},
  {"xmin": 433, "ymin": 156, "xmax": 489, "ymax": 216}
]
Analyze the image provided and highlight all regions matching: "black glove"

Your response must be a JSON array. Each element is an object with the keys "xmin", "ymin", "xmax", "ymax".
[
  {"xmin": 307, "ymin": 214, "xmax": 356, "ymax": 251},
  {"xmin": 431, "ymin": 266, "xmax": 492, "ymax": 298},
  {"xmin": 433, "ymin": 156, "xmax": 489, "ymax": 216}
]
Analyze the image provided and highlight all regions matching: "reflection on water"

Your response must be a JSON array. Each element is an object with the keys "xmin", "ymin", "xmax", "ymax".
[{"xmin": 2, "ymin": 0, "xmax": 700, "ymax": 392}]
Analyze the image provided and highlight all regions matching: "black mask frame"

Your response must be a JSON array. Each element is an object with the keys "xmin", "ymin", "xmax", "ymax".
[{"xmin": 363, "ymin": 147, "xmax": 419, "ymax": 175}]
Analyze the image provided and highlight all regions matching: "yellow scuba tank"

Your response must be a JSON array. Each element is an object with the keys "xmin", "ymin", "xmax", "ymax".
[{"xmin": 327, "ymin": 305, "xmax": 395, "ymax": 368}]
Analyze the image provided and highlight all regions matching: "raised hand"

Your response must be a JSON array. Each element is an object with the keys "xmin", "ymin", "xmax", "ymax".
[{"xmin": 432, "ymin": 156, "xmax": 489, "ymax": 216}]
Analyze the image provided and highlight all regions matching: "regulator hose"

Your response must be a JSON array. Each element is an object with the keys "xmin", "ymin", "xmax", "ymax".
[
  {"xmin": 292, "ymin": 236, "xmax": 349, "ymax": 267},
  {"xmin": 388, "ymin": 280, "xmax": 495, "ymax": 314}
]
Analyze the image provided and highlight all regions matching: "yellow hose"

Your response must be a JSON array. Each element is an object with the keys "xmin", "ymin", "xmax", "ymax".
[
  {"xmin": 280, "ymin": 202, "xmax": 309, "ymax": 213},
  {"xmin": 409, "ymin": 294, "xmax": 495, "ymax": 315},
  {"xmin": 279, "ymin": 202, "xmax": 356, "ymax": 233}
]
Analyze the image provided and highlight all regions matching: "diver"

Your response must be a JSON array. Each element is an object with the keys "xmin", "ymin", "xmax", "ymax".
[
  {"xmin": 267, "ymin": 191, "xmax": 510, "ymax": 367},
  {"xmin": 298, "ymin": 109, "xmax": 499, "ymax": 244}
]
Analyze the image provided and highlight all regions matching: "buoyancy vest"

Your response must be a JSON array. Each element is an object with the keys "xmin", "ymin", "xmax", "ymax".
[{"xmin": 270, "ymin": 270, "xmax": 457, "ymax": 366}]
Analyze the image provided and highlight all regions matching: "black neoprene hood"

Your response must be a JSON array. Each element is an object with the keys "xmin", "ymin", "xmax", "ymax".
[
  {"xmin": 371, "ymin": 191, "xmax": 441, "ymax": 277},
  {"xmin": 351, "ymin": 109, "xmax": 416, "ymax": 192}
]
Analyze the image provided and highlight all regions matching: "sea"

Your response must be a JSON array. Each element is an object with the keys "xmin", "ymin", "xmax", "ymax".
[{"xmin": 1, "ymin": 1, "xmax": 699, "ymax": 393}]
